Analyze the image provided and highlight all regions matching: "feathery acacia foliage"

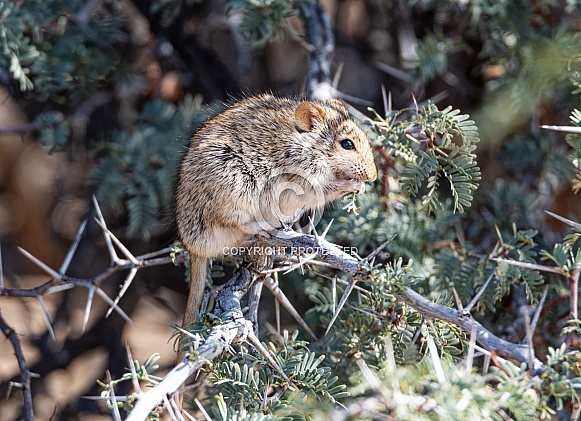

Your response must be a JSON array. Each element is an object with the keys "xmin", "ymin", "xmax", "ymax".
[
  {"xmin": 371, "ymin": 102, "xmax": 481, "ymax": 214},
  {"xmin": 226, "ymin": 0, "xmax": 315, "ymax": 48},
  {"xmin": 90, "ymin": 95, "xmax": 216, "ymax": 237}
]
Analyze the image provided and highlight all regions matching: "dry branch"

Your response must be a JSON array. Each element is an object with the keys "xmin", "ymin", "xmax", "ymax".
[
  {"xmin": 127, "ymin": 269, "xmax": 255, "ymax": 420},
  {"xmin": 125, "ymin": 226, "xmax": 541, "ymax": 419},
  {"xmin": 0, "ymin": 313, "xmax": 34, "ymax": 421},
  {"xmin": 2, "ymin": 211, "xmax": 545, "ymax": 419},
  {"xmin": 395, "ymin": 287, "xmax": 537, "ymax": 366}
]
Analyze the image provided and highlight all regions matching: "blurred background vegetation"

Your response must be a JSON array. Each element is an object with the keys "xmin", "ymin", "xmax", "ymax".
[{"xmin": 2, "ymin": 0, "xmax": 581, "ymax": 419}]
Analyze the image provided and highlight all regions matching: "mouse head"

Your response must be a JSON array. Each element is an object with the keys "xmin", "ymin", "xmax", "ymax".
[{"xmin": 294, "ymin": 99, "xmax": 378, "ymax": 193}]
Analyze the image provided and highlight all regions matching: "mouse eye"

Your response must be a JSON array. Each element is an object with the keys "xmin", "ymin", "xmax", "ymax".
[{"xmin": 340, "ymin": 139, "xmax": 355, "ymax": 150}]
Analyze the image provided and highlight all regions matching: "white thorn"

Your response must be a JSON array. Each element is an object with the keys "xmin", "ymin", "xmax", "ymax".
[
  {"xmin": 37, "ymin": 296, "xmax": 55, "ymax": 341},
  {"xmin": 93, "ymin": 217, "xmax": 138, "ymax": 264},
  {"xmin": 541, "ymin": 124, "xmax": 581, "ymax": 134},
  {"xmin": 324, "ymin": 278, "xmax": 357, "ymax": 337},
  {"xmin": 95, "ymin": 287, "xmax": 134, "ymax": 325},
  {"xmin": 46, "ymin": 284, "xmax": 75, "ymax": 294},
  {"xmin": 18, "ymin": 247, "xmax": 61, "ymax": 280},
  {"xmin": 106, "ymin": 268, "xmax": 137, "ymax": 318},
  {"xmin": 125, "ymin": 343, "xmax": 142, "ymax": 394},
  {"xmin": 82, "ymin": 286, "xmax": 96, "ymax": 333},
  {"xmin": 194, "ymin": 398, "xmax": 212, "ymax": 421},
  {"xmin": 59, "ymin": 219, "xmax": 87, "ymax": 275},
  {"xmin": 426, "ymin": 333, "xmax": 446, "ymax": 384},
  {"xmin": 92, "ymin": 196, "xmax": 119, "ymax": 263}
]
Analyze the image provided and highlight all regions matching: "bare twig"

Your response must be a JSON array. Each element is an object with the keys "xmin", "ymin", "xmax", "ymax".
[
  {"xmin": 273, "ymin": 273, "xmax": 281, "ymax": 334},
  {"xmin": 4, "ymin": 191, "xmax": 551, "ymax": 421},
  {"xmin": 126, "ymin": 344, "xmax": 142, "ymax": 395},
  {"xmin": 466, "ymin": 325, "xmax": 477, "ymax": 374},
  {"xmin": 0, "ymin": 313, "xmax": 34, "ymax": 421},
  {"xmin": 465, "ymin": 272, "xmax": 495, "ymax": 314},
  {"xmin": 450, "ymin": 285, "xmax": 464, "ymax": 313},
  {"xmin": 523, "ymin": 307, "xmax": 535, "ymax": 369},
  {"xmin": 383, "ymin": 334, "xmax": 396, "ymax": 371},
  {"xmin": 0, "ymin": 121, "xmax": 44, "ymax": 135},
  {"xmin": 246, "ymin": 330, "xmax": 292, "ymax": 384},
  {"xmin": 529, "ymin": 286, "xmax": 548, "ymax": 338},
  {"xmin": 193, "ymin": 398, "xmax": 211, "ymax": 421},
  {"xmin": 83, "ymin": 286, "xmax": 96, "ymax": 332},
  {"xmin": 126, "ymin": 228, "xmax": 365, "ymax": 418},
  {"xmin": 94, "ymin": 287, "xmax": 134, "ymax": 325},
  {"xmin": 268, "ymin": 229, "xmax": 360, "ymax": 276},
  {"xmin": 332, "ymin": 275, "xmax": 337, "ymax": 314},
  {"xmin": 1, "ymin": 218, "xmax": 188, "ymax": 310},
  {"xmin": 365, "ymin": 234, "xmax": 396, "ymax": 263},
  {"xmin": 93, "ymin": 196, "xmax": 119, "ymax": 263},
  {"xmin": 353, "ymin": 355, "xmax": 381, "ymax": 390},
  {"xmin": 483, "ymin": 354, "xmax": 491, "ymax": 374},
  {"xmin": 247, "ymin": 275, "xmax": 264, "ymax": 334},
  {"xmin": 467, "ymin": 342, "xmax": 507, "ymax": 366},
  {"xmin": 127, "ymin": 316, "xmax": 253, "ymax": 420},
  {"xmin": 489, "ymin": 257, "xmax": 562, "ymax": 275},
  {"xmin": 93, "ymin": 217, "xmax": 139, "ymax": 264},
  {"xmin": 18, "ymin": 247, "xmax": 62, "ymax": 281},
  {"xmin": 543, "ymin": 211, "xmax": 581, "ymax": 329},
  {"xmin": 396, "ymin": 287, "xmax": 539, "ymax": 366},
  {"xmin": 282, "ymin": 252, "xmax": 318, "ymax": 275},
  {"xmin": 570, "ymin": 270, "xmax": 580, "ymax": 320},
  {"xmin": 106, "ymin": 268, "xmax": 138, "ymax": 318},
  {"xmin": 375, "ymin": 61, "xmax": 413, "ymax": 82}
]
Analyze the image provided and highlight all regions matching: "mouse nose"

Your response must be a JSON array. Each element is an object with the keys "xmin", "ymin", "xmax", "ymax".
[{"xmin": 366, "ymin": 164, "xmax": 378, "ymax": 182}]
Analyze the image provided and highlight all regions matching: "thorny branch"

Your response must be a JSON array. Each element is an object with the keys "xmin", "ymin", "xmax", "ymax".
[
  {"xmin": 0, "ymin": 197, "xmax": 190, "ymax": 349},
  {"xmin": 0, "ymin": 312, "xmax": 34, "ymax": 421},
  {"xmin": 125, "ymin": 227, "xmax": 545, "ymax": 418},
  {"xmin": 395, "ymin": 287, "xmax": 535, "ymax": 365},
  {"xmin": 127, "ymin": 268, "xmax": 255, "ymax": 421},
  {"xmin": 1, "ymin": 206, "xmax": 551, "ymax": 418}
]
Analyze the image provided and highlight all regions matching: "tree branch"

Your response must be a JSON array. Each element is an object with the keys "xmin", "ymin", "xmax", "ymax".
[
  {"xmin": 127, "ymin": 269, "xmax": 255, "ymax": 420},
  {"xmin": 0, "ymin": 313, "xmax": 34, "ymax": 421},
  {"xmin": 0, "ymin": 251, "xmax": 188, "ymax": 299},
  {"xmin": 3, "ymin": 206, "xmax": 543, "ymax": 419},
  {"xmin": 301, "ymin": 2, "xmax": 335, "ymax": 101},
  {"xmin": 124, "ymin": 225, "xmax": 541, "ymax": 420},
  {"xmin": 395, "ymin": 287, "xmax": 537, "ymax": 366}
]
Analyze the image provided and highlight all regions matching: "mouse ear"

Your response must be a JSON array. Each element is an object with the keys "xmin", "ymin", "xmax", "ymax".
[{"xmin": 295, "ymin": 101, "xmax": 326, "ymax": 132}]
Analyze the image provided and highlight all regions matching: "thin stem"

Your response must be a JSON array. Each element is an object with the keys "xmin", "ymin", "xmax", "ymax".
[
  {"xmin": 571, "ymin": 270, "xmax": 579, "ymax": 320},
  {"xmin": 0, "ymin": 313, "xmax": 34, "ymax": 421}
]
